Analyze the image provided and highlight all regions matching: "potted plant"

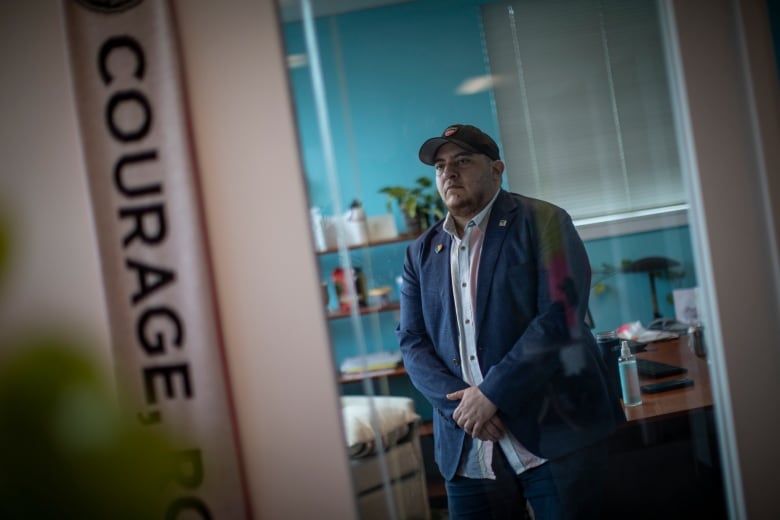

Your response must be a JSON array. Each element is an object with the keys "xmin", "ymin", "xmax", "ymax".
[{"xmin": 379, "ymin": 176, "xmax": 444, "ymax": 234}]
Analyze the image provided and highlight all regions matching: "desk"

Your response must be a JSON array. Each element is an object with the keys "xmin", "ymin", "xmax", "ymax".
[
  {"xmin": 606, "ymin": 339, "xmax": 725, "ymax": 518},
  {"xmin": 622, "ymin": 337, "xmax": 713, "ymax": 422},
  {"xmin": 339, "ymin": 366, "xmax": 406, "ymax": 384},
  {"xmin": 342, "ymin": 339, "xmax": 723, "ymax": 515},
  {"xmin": 340, "ymin": 339, "xmax": 714, "ymax": 420}
]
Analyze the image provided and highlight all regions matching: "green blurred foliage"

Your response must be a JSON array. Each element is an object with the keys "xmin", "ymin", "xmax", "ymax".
[
  {"xmin": 0, "ymin": 335, "xmax": 176, "ymax": 519},
  {"xmin": 0, "ymin": 177, "xmax": 177, "ymax": 517}
]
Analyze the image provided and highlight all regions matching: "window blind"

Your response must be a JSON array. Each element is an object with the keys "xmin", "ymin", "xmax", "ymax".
[{"xmin": 482, "ymin": 0, "xmax": 684, "ymax": 220}]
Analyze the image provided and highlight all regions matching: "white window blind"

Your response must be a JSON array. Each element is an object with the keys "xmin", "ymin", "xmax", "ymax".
[{"xmin": 482, "ymin": 0, "xmax": 684, "ymax": 220}]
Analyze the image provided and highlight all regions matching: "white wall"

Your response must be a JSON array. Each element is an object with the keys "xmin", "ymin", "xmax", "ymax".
[
  {"xmin": 0, "ymin": 0, "xmax": 356, "ymax": 518},
  {"xmin": 174, "ymin": 1, "xmax": 357, "ymax": 517},
  {"xmin": 0, "ymin": 1, "xmax": 111, "ymax": 368},
  {"xmin": 663, "ymin": 0, "xmax": 780, "ymax": 517}
]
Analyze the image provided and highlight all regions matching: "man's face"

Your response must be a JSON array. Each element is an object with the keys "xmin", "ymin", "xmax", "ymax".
[{"xmin": 433, "ymin": 142, "xmax": 504, "ymax": 219}]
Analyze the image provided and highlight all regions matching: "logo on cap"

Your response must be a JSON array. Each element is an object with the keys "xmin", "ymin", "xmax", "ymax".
[{"xmin": 443, "ymin": 126, "xmax": 459, "ymax": 137}]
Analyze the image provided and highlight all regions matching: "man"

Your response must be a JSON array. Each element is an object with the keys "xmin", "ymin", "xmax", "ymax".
[{"xmin": 396, "ymin": 124, "xmax": 624, "ymax": 519}]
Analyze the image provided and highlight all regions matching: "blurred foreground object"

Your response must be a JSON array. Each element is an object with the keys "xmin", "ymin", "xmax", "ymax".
[
  {"xmin": 0, "ymin": 208, "xmax": 10, "ymax": 290},
  {"xmin": 0, "ymin": 336, "xmax": 174, "ymax": 519}
]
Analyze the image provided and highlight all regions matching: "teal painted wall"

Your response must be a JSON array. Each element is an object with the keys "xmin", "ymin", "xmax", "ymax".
[
  {"xmin": 320, "ymin": 225, "xmax": 697, "ymax": 421},
  {"xmin": 584, "ymin": 225, "xmax": 697, "ymax": 331},
  {"xmin": 318, "ymin": 226, "xmax": 697, "ymax": 368},
  {"xmin": 769, "ymin": 0, "xmax": 780, "ymax": 80},
  {"xmin": 283, "ymin": 1, "xmax": 698, "ymax": 421},
  {"xmin": 283, "ymin": 0, "xmax": 501, "ymax": 226}
]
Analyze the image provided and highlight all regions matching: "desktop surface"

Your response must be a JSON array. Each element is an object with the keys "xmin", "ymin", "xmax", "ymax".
[{"xmin": 620, "ymin": 337, "xmax": 713, "ymax": 422}]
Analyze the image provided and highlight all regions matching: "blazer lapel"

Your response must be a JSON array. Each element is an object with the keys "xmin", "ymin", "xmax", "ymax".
[
  {"xmin": 424, "ymin": 227, "xmax": 459, "ymax": 356},
  {"xmin": 475, "ymin": 191, "xmax": 517, "ymax": 333},
  {"xmin": 428, "ymin": 228, "xmax": 452, "ymax": 292}
]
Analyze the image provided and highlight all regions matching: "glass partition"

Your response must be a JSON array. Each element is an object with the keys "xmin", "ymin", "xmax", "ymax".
[{"xmin": 278, "ymin": 1, "xmax": 726, "ymax": 518}]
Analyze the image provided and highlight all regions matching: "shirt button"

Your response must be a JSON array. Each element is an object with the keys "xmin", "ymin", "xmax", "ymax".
[
  {"xmin": 470, "ymin": 355, "xmax": 475, "ymax": 361},
  {"xmin": 462, "ymin": 282, "xmax": 467, "ymax": 287},
  {"xmin": 460, "ymin": 246, "xmax": 466, "ymax": 251},
  {"xmin": 465, "ymin": 319, "xmax": 470, "ymax": 324}
]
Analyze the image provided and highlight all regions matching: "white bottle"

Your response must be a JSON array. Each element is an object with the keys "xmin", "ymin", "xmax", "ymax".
[
  {"xmin": 618, "ymin": 340, "xmax": 642, "ymax": 406},
  {"xmin": 310, "ymin": 207, "xmax": 327, "ymax": 251},
  {"xmin": 344, "ymin": 200, "xmax": 367, "ymax": 246}
]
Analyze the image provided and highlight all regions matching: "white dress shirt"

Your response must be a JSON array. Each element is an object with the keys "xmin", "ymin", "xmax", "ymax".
[{"xmin": 443, "ymin": 191, "xmax": 546, "ymax": 479}]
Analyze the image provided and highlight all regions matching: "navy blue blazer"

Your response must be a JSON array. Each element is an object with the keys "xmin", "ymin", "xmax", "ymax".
[{"xmin": 396, "ymin": 190, "xmax": 624, "ymax": 480}]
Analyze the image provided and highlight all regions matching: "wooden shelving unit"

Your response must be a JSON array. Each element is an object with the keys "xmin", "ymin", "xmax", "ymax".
[
  {"xmin": 319, "ymin": 233, "xmax": 414, "ymax": 319},
  {"xmin": 418, "ymin": 420, "xmax": 433, "ymax": 437},
  {"xmin": 338, "ymin": 366, "xmax": 407, "ymax": 384},
  {"xmin": 327, "ymin": 302, "xmax": 400, "ymax": 320},
  {"xmin": 316, "ymin": 233, "xmax": 419, "ymax": 255},
  {"xmin": 322, "ymin": 233, "xmax": 443, "ymax": 508}
]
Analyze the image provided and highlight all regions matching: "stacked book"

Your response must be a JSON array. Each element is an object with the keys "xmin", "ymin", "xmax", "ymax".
[{"xmin": 340, "ymin": 351, "xmax": 404, "ymax": 374}]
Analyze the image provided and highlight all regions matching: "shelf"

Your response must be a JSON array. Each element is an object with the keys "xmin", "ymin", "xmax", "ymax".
[
  {"xmin": 316, "ymin": 233, "xmax": 419, "ymax": 255},
  {"xmin": 338, "ymin": 373, "xmax": 433, "ymax": 436},
  {"xmin": 327, "ymin": 302, "xmax": 400, "ymax": 320},
  {"xmin": 339, "ymin": 366, "xmax": 407, "ymax": 384}
]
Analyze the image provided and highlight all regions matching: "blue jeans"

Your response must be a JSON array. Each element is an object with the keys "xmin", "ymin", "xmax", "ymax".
[{"xmin": 444, "ymin": 440, "xmax": 609, "ymax": 520}]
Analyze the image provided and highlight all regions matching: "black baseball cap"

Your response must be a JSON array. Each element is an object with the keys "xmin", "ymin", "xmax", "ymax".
[{"xmin": 418, "ymin": 124, "xmax": 500, "ymax": 165}]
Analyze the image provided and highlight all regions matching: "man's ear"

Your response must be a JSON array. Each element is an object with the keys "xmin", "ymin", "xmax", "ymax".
[{"xmin": 492, "ymin": 159, "xmax": 505, "ymax": 178}]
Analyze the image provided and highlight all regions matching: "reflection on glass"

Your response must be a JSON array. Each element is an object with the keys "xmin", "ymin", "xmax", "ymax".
[{"xmin": 279, "ymin": 0, "xmax": 724, "ymax": 518}]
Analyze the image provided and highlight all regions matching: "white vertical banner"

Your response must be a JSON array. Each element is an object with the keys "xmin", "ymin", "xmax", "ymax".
[{"xmin": 62, "ymin": 1, "xmax": 251, "ymax": 517}]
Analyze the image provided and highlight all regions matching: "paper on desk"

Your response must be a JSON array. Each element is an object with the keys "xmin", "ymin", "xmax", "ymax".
[
  {"xmin": 340, "ymin": 351, "xmax": 403, "ymax": 374},
  {"xmin": 616, "ymin": 321, "xmax": 678, "ymax": 343}
]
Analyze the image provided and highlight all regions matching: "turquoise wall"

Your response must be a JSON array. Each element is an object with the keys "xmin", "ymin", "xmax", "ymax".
[
  {"xmin": 283, "ymin": 1, "xmax": 698, "ymax": 420},
  {"xmin": 769, "ymin": 0, "xmax": 780, "ymax": 79},
  {"xmin": 318, "ymin": 225, "xmax": 697, "ymax": 368},
  {"xmin": 320, "ymin": 225, "xmax": 697, "ymax": 421},
  {"xmin": 584, "ymin": 225, "xmax": 697, "ymax": 331},
  {"xmin": 283, "ymin": 0, "xmax": 501, "ymax": 224}
]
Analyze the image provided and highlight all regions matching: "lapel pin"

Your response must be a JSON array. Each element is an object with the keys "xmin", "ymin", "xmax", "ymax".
[
  {"xmin": 435, "ymin": 244, "xmax": 444, "ymax": 253},
  {"xmin": 499, "ymin": 219, "xmax": 507, "ymax": 227}
]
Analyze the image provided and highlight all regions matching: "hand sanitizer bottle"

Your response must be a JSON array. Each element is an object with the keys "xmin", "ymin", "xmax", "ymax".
[{"xmin": 618, "ymin": 340, "xmax": 642, "ymax": 406}]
